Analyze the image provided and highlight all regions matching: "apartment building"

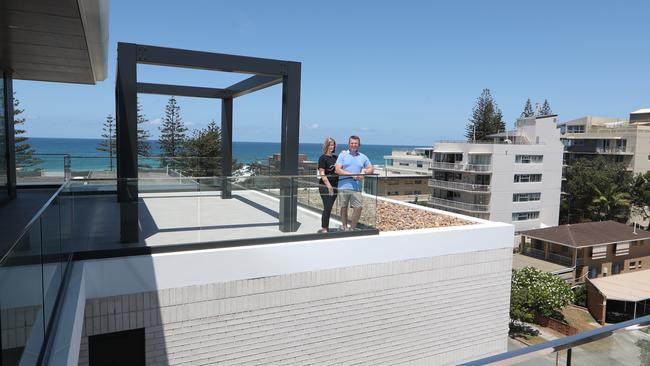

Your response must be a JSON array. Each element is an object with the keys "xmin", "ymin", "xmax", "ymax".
[
  {"xmin": 370, "ymin": 148, "xmax": 434, "ymax": 201},
  {"xmin": 560, "ymin": 109, "xmax": 650, "ymax": 174},
  {"xmin": 429, "ymin": 115, "xmax": 564, "ymax": 231},
  {"xmin": 383, "ymin": 147, "xmax": 433, "ymax": 175},
  {"xmin": 519, "ymin": 221, "xmax": 650, "ymax": 285}
]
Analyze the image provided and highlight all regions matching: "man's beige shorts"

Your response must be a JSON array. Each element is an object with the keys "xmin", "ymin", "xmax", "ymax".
[{"xmin": 339, "ymin": 190, "xmax": 363, "ymax": 208}]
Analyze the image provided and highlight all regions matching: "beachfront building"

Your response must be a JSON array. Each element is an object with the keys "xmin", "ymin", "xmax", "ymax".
[
  {"xmin": 383, "ymin": 147, "xmax": 433, "ymax": 176},
  {"xmin": 369, "ymin": 148, "xmax": 434, "ymax": 201},
  {"xmin": 560, "ymin": 109, "xmax": 650, "ymax": 174},
  {"xmin": 0, "ymin": 2, "xmax": 515, "ymax": 365},
  {"xmin": 429, "ymin": 115, "xmax": 564, "ymax": 231}
]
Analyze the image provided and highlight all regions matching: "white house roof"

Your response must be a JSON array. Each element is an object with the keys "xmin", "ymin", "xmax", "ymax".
[{"xmin": 590, "ymin": 270, "xmax": 650, "ymax": 302}]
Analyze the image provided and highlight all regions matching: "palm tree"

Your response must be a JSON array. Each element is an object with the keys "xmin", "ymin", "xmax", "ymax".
[{"xmin": 590, "ymin": 184, "xmax": 630, "ymax": 221}]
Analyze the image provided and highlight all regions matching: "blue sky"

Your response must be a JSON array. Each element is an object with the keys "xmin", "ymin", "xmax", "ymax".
[{"xmin": 14, "ymin": 0, "xmax": 650, "ymax": 145}]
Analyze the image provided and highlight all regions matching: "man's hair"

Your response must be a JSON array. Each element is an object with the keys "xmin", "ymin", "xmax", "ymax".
[{"xmin": 349, "ymin": 135, "xmax": 361, "ymax": 144}]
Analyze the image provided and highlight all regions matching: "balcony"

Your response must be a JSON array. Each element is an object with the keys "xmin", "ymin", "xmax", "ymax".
[
  {"xmin": 522, "ymin": 246, "xmax": 574, "ymax": 267},
  {"xmin": 594, "ymin": 146, "xmax": 633, "ymax": 154},
  {"xmin": 430, "ymin": 162, "xmax": 492, "ymax": 173},
  {"xmin": 428, "ymin": 179, "xmax": 490, "ymax": 192},
  {"xmin": 429, "ymin": 197, "xmax": 490, "ymax": 212}
]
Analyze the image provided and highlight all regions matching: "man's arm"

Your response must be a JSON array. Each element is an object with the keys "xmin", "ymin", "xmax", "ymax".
[
  {"xmin": 363, "ymin": 163, "xmax": 375, "ymax": 175},
  {"xmin": 335, "ymin": 164, "xmax": 353, "ymax": 176}
]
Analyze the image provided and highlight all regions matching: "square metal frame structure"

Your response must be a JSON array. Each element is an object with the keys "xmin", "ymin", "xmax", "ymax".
[{"xmin": 116, "ymin": 43, "xmax": 301, "ymax": 243}]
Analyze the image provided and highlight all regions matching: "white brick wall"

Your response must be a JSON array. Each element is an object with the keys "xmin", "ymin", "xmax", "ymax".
[
  {"xmin": 0, "ymin": 305, "xmax": 40, "ymax": 351},
  {"xmin": 77, "ymin": 248, "xmax": 511, "ymax": 365}
]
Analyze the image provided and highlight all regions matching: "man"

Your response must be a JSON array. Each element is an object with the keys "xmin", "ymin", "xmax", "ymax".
[{"xmin": 335, "ymin": 135, "xmax": 374, "ymax": 230}]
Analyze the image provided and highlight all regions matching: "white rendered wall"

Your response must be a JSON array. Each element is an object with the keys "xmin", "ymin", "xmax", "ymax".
[{"xmin": 51, "ymin": 218, "xmax": 514, "ymax": 365}]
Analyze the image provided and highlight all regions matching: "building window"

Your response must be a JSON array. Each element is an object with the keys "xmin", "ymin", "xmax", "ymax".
[
  {"xmin": 413, "ymin": 179, "xmax": 422, "ymax": 184},
  {"xmin": 417, "ymin": 161, "xmax": 423, "ymax": 168},
  {"xmin": 512, "ymin": 211, "xmax": 540, "ymax": 221},
  {"xmin": 630, "ymin": 261, "xmax": 637, "ymax": 269},
  {"xmin": 385, "ymin": 159, "xmax": 393, "ymax": 166},
  {"xmin": 567, "ymin": 125, "xmax": 586, "ymax": 133},
  {"xmin": 513, "ymin": 193, "xmax": 541, "ymax": 202},
  {"xmin": 515, "ymin": 155, "xmax": 543, "ymax": 164},
  {"xmin": 612, "ymin": 261, "xmax": 624, "ymax": 275},
  {"xmin": 399, "ymin": 162, "xmax": 409, "ymax": 166},
  {"xmin": 414, "ymin": 190, "xmax": 422, "ymax": 194},
  {"xmin": 588, "ymin": 265, "xmax": 600, "ymax": 279},
  {"xmin": 639, "ymin": 260, "xmax": 643, "ymax": 269},
  {"xmin": 514, "ymin": 174, "xmax": 542, "ymax": 183}
]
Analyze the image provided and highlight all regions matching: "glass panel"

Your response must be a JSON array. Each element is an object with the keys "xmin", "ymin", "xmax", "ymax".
[
  {"xmin": 40, "ymin": 196, "xmax": 62, "ymax": 329},
  {"xmin": 570, "ymin": 329, "xmax": 649, "ymax": 365},
  {"xmin": 0, "ymin": 72, "xmax": 6, "ymax": 196},
  {"xmin": 0, "ymin": 223, "xmax": 45, "ymax": 365},
  {"xmin": 16, "ymin": 154, "xmax": 67, "ymax": 185}
]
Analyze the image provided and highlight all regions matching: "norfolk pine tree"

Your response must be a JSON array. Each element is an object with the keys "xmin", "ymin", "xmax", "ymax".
[
  {"xmin": 158, "ymin": 96, "xmax": 187, "ymax": 160},
  {"xmin": 137, "ymin": 102, "xmax": 152, "ymax": 157},
  {"xmin": 13, "ymin": 96, "xmax": 42, "ymax": 169},
  {"xmin": 97, "ymin": 114, "xmax": 116, "ymax": 171},
  {"xmin": 521, "ymin": 98, "xmax": 534, "ymax": 118},
  {"xmin": 465, "ymin": 89, "xmax": 506, "ymax": 141},
  {"xmin": 539, "ymin": 99, "xmax": 553, "ymax": 116}
]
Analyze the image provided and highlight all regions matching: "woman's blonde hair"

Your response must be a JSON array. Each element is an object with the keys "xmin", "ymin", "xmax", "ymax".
[{"xmin": 322, "ymin": 137, "xmax": 336, "ymax": 154}]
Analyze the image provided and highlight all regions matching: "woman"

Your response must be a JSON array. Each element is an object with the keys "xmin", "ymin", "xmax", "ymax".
[{"xmin": 317, "ymin": 137, "xmax": 338, "ymax": 233}]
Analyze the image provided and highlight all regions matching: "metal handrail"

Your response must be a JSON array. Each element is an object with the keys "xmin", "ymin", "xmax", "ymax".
[
  {"xmin": 429, "ymin": 197, "xmax": 490, "ymax": 212},
  {"xmin": 428, "ymin": 179, "xmax": 490, "ymax": 192},
  {"xmin": 459, "ymin": 314, "xmax": 650, "ymax": 365}
]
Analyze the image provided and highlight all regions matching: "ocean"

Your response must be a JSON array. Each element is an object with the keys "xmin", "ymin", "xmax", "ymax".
[{"xmin": 26, "ymin": 137, "xmax": 420, "ymax": 172}]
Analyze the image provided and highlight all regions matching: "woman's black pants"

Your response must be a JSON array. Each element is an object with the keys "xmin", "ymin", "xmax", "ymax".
[{"xmin": 319, "ymin": 185, "xmax": 337, "ymax": 229}]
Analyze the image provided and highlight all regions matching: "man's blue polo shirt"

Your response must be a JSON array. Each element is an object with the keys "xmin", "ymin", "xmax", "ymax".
[{"xmin": 336, "ymin": 150, "xmax": 371, "ymax": 191}]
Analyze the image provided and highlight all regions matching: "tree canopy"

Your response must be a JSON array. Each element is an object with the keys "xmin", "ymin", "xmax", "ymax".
[
  {"xmin": 97, "ymin": 114, "xmax": 116, "ymax": 171},
  {"xmin": 539, "ymin": 99, "xmax": 553, "ymax": 116},
  {"xmin": 465, "ymin": 89, "xmax": 505, "ymax": 142},
  {"xmin": 631, "ymin": 172, "xmax": 650, "ymax": 223},
  {"xmin": 13, "ymin": 96, "xmax": 42, "ymax": 169},
  {"xmin": 183, "ymin": 120, "xmax": 221, "ymax": 177},
  {"xmin": 561, "ymin": 157, "xmax": 632, "ymax": 223},
  {"xmin": 511, "ymin": 267, "xmax": 574, "ymax": 322},
  {"xmin": 158, "ymin": 96, "xmax": 187, "ymax": 158},
  {"xmin": 521, "ymin": 98, "xmax": 534, "ymax": 118}
]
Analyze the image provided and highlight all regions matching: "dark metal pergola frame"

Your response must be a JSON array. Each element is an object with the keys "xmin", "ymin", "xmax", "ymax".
[{"xmin": 116, "ymin": 43, "xmax": 301, "ymax": 243}]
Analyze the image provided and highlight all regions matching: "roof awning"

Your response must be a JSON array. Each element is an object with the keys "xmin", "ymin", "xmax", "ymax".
[
  {"xmin": 0, "ymin": 0, "xmax": 109, "ymax": 84},
  {"xmin": 590, "ymin": 270, "xmax": 650, "ymax": 302}
]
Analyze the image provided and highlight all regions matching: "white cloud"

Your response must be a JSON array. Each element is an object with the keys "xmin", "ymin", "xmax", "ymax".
[
  {"xmin": 307, "ymin": 123, "xmax": 319, "ymax": 129},
  {"xmin": 148, "ymin": 118, "xmax": 161, "ymax": 125}
]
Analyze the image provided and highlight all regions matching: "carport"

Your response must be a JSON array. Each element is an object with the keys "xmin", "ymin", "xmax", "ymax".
[{"xmin": 587, "ymin": 270, "xmax": 650, "ymax": 324}]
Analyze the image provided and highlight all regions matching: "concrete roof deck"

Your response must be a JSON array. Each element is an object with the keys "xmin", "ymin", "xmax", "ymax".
[{"xmin": 69, "ymin": 189, "xmax": 345, "ymax": 252}]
